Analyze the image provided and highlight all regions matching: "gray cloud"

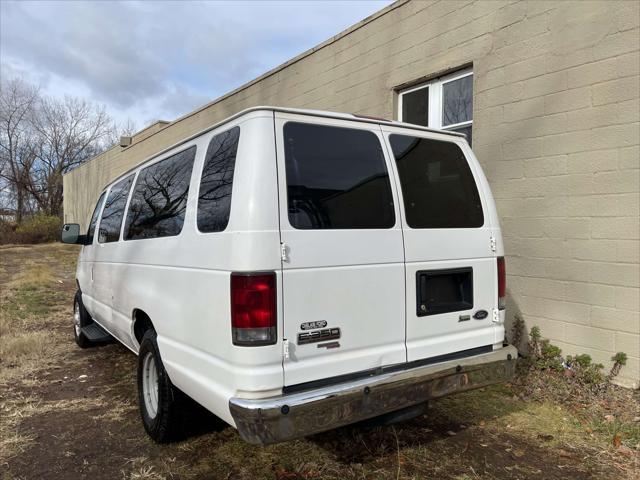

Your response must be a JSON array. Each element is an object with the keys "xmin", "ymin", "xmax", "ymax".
[{"xmin": 1, "ymin": 0, "xmax": 390, "ymax": 127}]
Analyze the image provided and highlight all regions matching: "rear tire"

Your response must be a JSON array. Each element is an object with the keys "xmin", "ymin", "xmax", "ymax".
[
  {"xmin": 137, "ymin": 329, "xmax": 184, "ymax": 443},
  {"xmin": 73, "ymin": 291, "xmax": 94, "ymax": 349}
]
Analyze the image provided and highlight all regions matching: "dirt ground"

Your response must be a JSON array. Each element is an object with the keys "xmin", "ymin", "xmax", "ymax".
[{"xmin": 0, "ymin": 244, "xmax": 638, "ymax": 480}]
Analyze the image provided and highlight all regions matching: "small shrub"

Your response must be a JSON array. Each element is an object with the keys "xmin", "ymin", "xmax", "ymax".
[
  {"xmin": 0, "ymin": 220, "xmax": 20, "ymax": 244},
  {"xmin": 14, "ymin": 213, "xmax": 61, "ymax": 244},
  {"xmin": 567, "ymin": 354, "xmax": 592, "ymax": 369},
  {"xmin": 528, "ymin": 326, "xmax": 542, "ymax": 358},
  {"xmin": 608, "ymin": 352, "xmax": 628, "ymax": 381},
  {"xmin": 566, "ymin": 354, "xmax": 606, "ymax": 385},
  {"xmin": 510, "ymin": 315, "xmax": 526, "ymax": 353},
  {"xmin": 537, "ymin": 339, "xmax": 563, "ymax": 372}
]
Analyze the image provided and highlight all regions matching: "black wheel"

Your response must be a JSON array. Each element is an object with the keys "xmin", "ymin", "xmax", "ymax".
[
  {"xmin": 73, "ymin": 290, "xmax": 94, "ymax": 348},
  {"xmin": 137, "ymin": 329, "xmax": 184, "ymax": 442}
]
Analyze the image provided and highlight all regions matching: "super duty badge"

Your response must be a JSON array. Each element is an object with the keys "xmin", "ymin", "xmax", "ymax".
[{"xmin": 300, "ymin": 320, "xmax": 327, "ymax": 330}]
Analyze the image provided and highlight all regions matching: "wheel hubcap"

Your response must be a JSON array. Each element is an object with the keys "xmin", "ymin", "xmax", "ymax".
[
  {"xmin": 73, "ymin": 301, "xmax": 81, "ymax": 336},
  {"xmin": 142, "ymin": 352, "xmax": 159, "ymax": 419}
]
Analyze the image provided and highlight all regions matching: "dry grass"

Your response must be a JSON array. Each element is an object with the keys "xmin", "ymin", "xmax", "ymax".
[
  {"xmin": 124, "ymin": 459, "xmax": 167, "ymax": 480},
  {"xmin": 0, "ymin": 245, "xmax": 80, "ymax": 464},
  {"xmin": 8, "ymin": 262, "xmax": 56, "ymax": 287},
  {"xmin": 1, "ymin": 392, "xmax": 100, "ymax": 463},
  {"xmin": 91, "ymin": 398, "xmax": 138, "ymax": 422},
  {"xmin": 0, "ymin": 256, "xmax": 70, "ymax": 384},
  {"xmin": 0, "ymin": 330, "xmax": 50, "ymax": 363}
]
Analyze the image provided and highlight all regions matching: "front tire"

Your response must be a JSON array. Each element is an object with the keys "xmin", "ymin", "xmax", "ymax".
[
  {"xmin": 137, "ymin": 329, "xmax": 183, "ymax": 442},
  {"xmin": 73, "ymin": 291, "xmax": 93, "ymax": 349}
]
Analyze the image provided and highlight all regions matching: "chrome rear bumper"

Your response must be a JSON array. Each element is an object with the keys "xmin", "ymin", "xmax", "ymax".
[{"xmin": 229, "ymin": 345, "xmax": 517, "ymax": 445}]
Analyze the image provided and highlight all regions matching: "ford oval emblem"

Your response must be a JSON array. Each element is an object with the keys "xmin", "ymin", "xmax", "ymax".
[{"xmin": 473, "ymin": 310, "xmax": 489, "ymax": 320}]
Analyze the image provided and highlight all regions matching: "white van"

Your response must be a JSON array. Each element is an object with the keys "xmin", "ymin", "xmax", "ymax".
[{"xmin": 61, "ymin": 107, "xmax": 516, "ymax": 444}]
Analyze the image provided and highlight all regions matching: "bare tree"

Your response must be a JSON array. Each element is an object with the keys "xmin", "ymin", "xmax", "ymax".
[
  {"xmin": 1, "ymin": 76, "xmax": 131, "ymax": 223},
  {"xmin": 0, "ymin": 78, "xmax": 39, "ymax": 223},
  {"xmin": 28, "ymin": 95, "xmax": 115, "ymax": 217},
  {"xmin": 118, "ymin": 118, "xmax": 138, "ymax": 138}
]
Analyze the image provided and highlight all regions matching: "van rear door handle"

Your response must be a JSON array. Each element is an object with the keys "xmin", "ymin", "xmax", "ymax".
[{"xmin": 280, "ymin": 242, "xmax": 289, "ymax": 262}]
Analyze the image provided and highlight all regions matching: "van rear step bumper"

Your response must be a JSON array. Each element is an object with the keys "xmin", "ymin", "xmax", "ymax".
[{"xmin": 229, "ymin": 345, "xmax": 518, "ymax": 445}]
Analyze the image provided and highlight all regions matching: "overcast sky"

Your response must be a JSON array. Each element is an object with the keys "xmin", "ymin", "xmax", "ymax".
[{"xmin": 1, "ymin": 0, "xmax": 390, "ymax": 129}]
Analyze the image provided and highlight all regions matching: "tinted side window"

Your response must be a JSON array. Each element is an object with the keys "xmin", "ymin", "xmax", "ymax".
[
  {"xmin": 98, "ymin": 175, "xmax": 134, "ymax": 243},
  {"xmin": 284, "ymin": 122, "xmax": 395, "ymax": 229},
  {"xmin": 86, "ymin": 192, "xmax": 106, "ymax": 244},
  {"xmin": 197, "ymin": 127, "xmax": 240, "ymax": 232},
  {"xmin": 389, "ymin": 135, "xmax": 483, "ymax": 228},
  {"xmin": 124, "ymin": 146, "xmax": 197, "ymax": 240}
]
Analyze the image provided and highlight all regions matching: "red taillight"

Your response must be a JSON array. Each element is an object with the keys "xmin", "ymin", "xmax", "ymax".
[
  {"xmin": 231, "ymin": 272, "xmax": 277, "ymax": 346},
  {"xmin": 497, "ymin": 257, "xmax": 506, "ymax": 310}
]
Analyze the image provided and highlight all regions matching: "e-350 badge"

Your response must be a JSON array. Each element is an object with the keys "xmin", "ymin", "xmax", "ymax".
[{"xmin": 298, "ymin": 327, "xmax": 341, "ymax": 345}]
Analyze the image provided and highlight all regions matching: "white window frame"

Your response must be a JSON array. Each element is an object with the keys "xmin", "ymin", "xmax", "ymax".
[{"xmin": 398, "ymin": 68, "xmax": 473, "ymax": 134}]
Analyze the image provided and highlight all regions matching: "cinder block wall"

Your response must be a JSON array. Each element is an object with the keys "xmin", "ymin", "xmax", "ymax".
[{"xmin": 63, "ymin": 0, "xmax": 639, "ymax": 386}]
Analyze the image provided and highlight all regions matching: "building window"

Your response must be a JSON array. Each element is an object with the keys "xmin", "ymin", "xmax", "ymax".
[{"xmin": 398, "ymin": 69, "xmax": 473, "ymax": 145}]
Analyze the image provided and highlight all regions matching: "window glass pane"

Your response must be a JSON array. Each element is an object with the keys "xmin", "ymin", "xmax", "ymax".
[
  {"xmin": 124, "ymin": 146, "xmax": 196, "ymax": 240},
  {"xmin": 442, "ymin": 74, "xmax": 473, "ymax": 126},
  {"xmin": 86, "ymin": 192, "xmax": 106, "ymax": 244},
  {"xmin": 284, "ymin": 122, "xmax": 395, "ymax": 229},
  {"xmin": 389, "ymin": 134, "xmax": 483, "ymax": 228},
  {"xmin": 446, "ymin": 124, "xmax": 472, "ymax": 146},
  {"xmin": 197, "ymin": 127, "xmax": 240, "ymax": 233},
  {"xmin": 98, "ymin": 175, "xmax": 134, "ymax": 243},
  {"xmin": 401, "ymin": 87, "xmax": 428, "ymax": 126}
]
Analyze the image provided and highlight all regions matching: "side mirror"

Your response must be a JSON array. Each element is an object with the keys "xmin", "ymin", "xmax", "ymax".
[{"xmin": 61, "ymin": 224, "xmax": 84, "ymax": 244}]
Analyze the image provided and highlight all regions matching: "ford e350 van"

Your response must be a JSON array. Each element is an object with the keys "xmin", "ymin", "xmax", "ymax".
[{"xmin": 61, "ymin": 107, "xmax": 516, "ymax": 444}]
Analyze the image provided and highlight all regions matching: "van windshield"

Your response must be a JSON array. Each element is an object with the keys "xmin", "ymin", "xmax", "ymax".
[{"xmin": 389, "ymin": 135, "xmax": 483, "ymax": 229}]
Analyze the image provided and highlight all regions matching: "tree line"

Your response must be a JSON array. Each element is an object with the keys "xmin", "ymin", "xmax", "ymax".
[{"xmin": 0, "ymin": 77, "xmax": 135, "ymax": 224}]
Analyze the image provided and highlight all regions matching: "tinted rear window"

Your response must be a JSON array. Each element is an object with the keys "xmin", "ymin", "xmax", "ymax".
[
  {"xmin": 284, "ymin": 122, "xmax": 395, "ymax": 229},
  {"xmin": 197, "ymin": 127, "xmax": 240, "ymax": 233},
  {"xmin": 124, "ymin": 146, "xmax": 196, "ymax": 240},
  {"xmin": 98, "ymin": 175, "xmax": 134, "ymax": 243},
  {"xmin": 389, "ymin": 135, "xmax": 483, "ymax": 228}
]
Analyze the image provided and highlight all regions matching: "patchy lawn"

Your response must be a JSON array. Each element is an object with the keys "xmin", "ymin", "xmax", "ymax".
[{"xmin": 0, "ymin": 244, "xmax": 638, "ymax": 479}]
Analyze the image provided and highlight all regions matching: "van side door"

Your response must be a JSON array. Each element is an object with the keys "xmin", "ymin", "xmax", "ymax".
[
  {"xmin": 381, "ymin": 127, "xmax": 503, "ymax": 362},
  {"xmin": 275, "ymin": 113, "xmax": 407, "ymax": 387},
  {"xmin": 92, "ymin": 174, "xmax": 135, "ymax": 336},
  {"xmin": 78, "ymin": 191, "xmax": 106, "ymax": 317}
]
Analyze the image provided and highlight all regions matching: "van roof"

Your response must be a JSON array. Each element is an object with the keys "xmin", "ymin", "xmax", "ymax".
[
  {"xmin": 103, "ymin": 106, "xmax": 465, "ymax": 191},
  {"xmin": 244, "ymin": 106, "xmax": 466, "ymax": 137}
]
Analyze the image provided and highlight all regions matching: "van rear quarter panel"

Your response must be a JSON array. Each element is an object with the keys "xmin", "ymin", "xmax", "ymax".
[{"xmin": 101, "ymin": 112, "xmax": 282, "ymax": 425}]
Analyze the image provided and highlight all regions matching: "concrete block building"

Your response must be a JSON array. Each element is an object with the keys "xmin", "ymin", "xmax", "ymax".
[{"xmin": 63, "ymin": 0, "xmax": 640, "ymax": 387}]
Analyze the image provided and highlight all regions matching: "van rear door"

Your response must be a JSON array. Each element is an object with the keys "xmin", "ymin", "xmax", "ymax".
[
  {"xmin": 381, "ymin": 127, "xmax": 502, "ymax": 362},
  {"xmin": 275, "ymin": 113, "xmax": 406, "ymax": 387}
]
